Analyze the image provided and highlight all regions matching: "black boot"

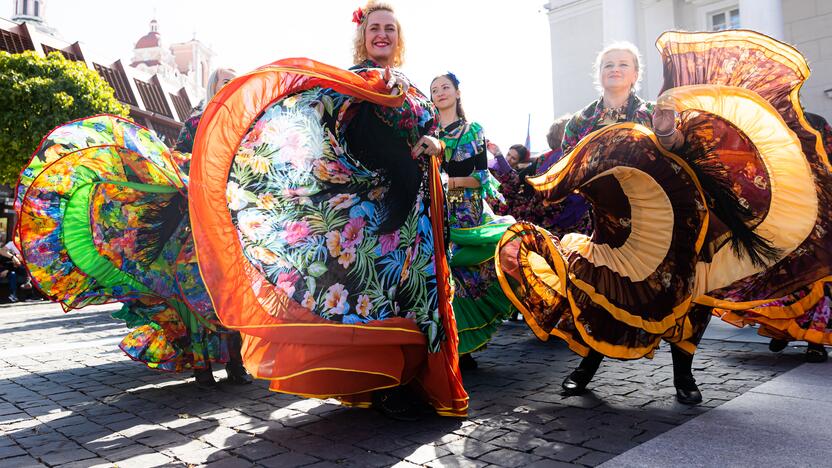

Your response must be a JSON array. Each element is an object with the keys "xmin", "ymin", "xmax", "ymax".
[
  {"xmin": 459, "ymin": 353, "xmax": 478, "ymax": 371},
  {"xmin": 768, "ymin": 338, "xmax": 788, "ymax": 352},
  {"xmin": 562, "ymin": 351, "xmax": 603, "ymax": 395},
  {"xmin": 671, "ymin": 345, "xmax": 702, "ymax": 405},
  {"xmin": 225, "ymin": 361, "xmax": 253, "ymax": 385},
  {"xmin": 806, "ymin": 343, "xmax": 828, "ymax": 363},
  {"xmin": 193, "ymin": 364, "xmax": 217, "ymax": 389},
  {"xmin": 224, "ymin": 332, "xmax": 253, "ymax": 385},
  {"xmin": 372, "ymin": 387, "xmax": 421, "ymax": 421}
]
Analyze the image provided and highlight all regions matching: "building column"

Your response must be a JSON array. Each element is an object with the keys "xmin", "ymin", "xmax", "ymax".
[
  {"xmin": 602, "ymin": 0, "xmax": 638, "ymax": 45},
  {"xmin": 739, "ymin": 0, "xmax": 783, "ymax": 40}
]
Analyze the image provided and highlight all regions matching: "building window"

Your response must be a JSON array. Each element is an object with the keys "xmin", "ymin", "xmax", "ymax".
[
  {"xmin": 710, "ymin": 6, "xmax": 740, "ymax": 31},
  {"xmin": 34, "ymin": 0, "xmax": 39, "ymax": 17}
]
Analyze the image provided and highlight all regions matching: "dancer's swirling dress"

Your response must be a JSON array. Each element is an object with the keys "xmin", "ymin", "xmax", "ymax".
[
  {"xmin": 189, "ymin": 59, "xmax": 467, "ymax": 415},
  {"xmin": 15, "ymin": 115, "xmax": 229, "ymax": 371},
  {"xmin": 496, "ymin": 30, "xmax": 832, "ymax": 359}
]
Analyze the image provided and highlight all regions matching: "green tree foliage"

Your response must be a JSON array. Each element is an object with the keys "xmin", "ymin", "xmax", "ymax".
[{"xmin": 0, "ymin": 51, "xmax": 129, "ymax": 184}]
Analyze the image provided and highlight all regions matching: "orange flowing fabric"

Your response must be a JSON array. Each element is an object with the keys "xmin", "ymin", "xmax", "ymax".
[{"xmin": 189, "ymin": 58, "xmax": 467, "ymax": 416}]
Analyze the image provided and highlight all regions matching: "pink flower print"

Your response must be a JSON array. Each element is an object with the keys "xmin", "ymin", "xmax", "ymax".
[
  {"xmin": 275, "ymin": 271, "xmax": 299, "ymax": 298},
  {"xmin": 338, "ymin": 247, "xmax": 357, "ymax": 268},
  {"xmin": 328, "ymin": 193, "xmax": 358, "ymax": 210},
  {"xmin": 326, "ymin": 230, "xmax": 343, "ymax": 257},
  {"xmin": 276, "ymin": 129, "xmax": 308, "ymax": 166},
  {"xmin": 324, "ymin": 283, "xmax": 349, "ymax": 315},
  {"xmin": 379, "ymin": 231, "xmax": 400, "ymax": 255},
  {"xmin": 356, "ymin": 294, "xmax": 371, "ymax": 317},
  {"xmin": 341, "ymin": 217, "xmax": 366, "ymax": 249},
  {"xmin": 283, "ymin": 221, "xmax": 310, "ymax": 245}
]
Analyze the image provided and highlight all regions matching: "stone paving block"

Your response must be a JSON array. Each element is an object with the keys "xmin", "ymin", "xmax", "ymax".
[
  {"xmin": 110, "ymin": 452, "xmax": 174, "ymax": 467},
  {"xmin": 437, "ymin": 439, "xmax": 500, "ymax": 459},
  {"xmin": 523, "ymin": 459, "xmax": 579, "ymax": 468},
  {"xmin": 426, "ymin": 454, "xmax": 489, "ymax": 468},
  {"xmin": 258, "ymin": 451, "xmax": 320, "ymax": 467},
  {"xmin": 0, "ymin": 455, "xmax": 45, "ymax": 468},
  {"xmin": 0, "ymin": 444, "xmax": 26, "ymax": 460},
  {"xmin": 198, "ymin": 426, "xmax": 251, "ymax": 450},
  {"xmin": 203, "ymin": 455, "xmax": 252, "ymax": 468},
  {"xmin": 574, "ymin": 449, "xmax": 617, "ymax": 466},
  {"xmin": 477, "ymin": 448, "xmax": 543, "ymax": 467},
  {"xmin": 488, "ymin": 431, "xmax": 550, "ymax": 452},
  {"xmin": 231, "ymin": 439, "xmax": 287, "ymax": 461},
  {"xmin": 531, "ymin": 440, "xmax": 589, "ymax": 462},
  {"xmin": 55, "ymin": 457, "xmax": 113, "ymax": 468},
  {"xmin": 400, "ymin": 444, "xmax": 452, "ymax": 465},
  {"xmin": 39, "ymin": 447, "xmax": 98, "ymax": 466}
]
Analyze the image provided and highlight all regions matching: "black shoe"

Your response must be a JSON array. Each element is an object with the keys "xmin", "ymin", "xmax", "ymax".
[
  {"xmin": 459, "ymin": 353, "xmax": 478, "ymax": 371},
  {"xmin": 561, "ymin": 367, "xmax": 595, "ymax": 396},
  {"xmin": 769, "ymin": 338, "xmax": 788, "ymax": 352},
  {"xmin": 194, "ymin": 368, "xmax": 217, "ymax": 389},
  {"xmin": 225, "ymin": 362, "xmax": 253, "ymax": 385},
  {"xmin": 806, "ymin": 344, "xmax": 828, "ymax": 363},
  {"xmin": 372, "ymin": 388, "xmax": 421, "ymax": 422},
  {"xmin": 674, "ymin": 375, "xmax": 702, "ymax": 405}
]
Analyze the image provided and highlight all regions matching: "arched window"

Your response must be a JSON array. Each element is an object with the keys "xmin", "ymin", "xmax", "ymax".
[
  {"xmin": 34, "ymin": 0, "xmax": 40, "ymax": 17},
  {"xmin": 22, "ymin": 0, "xmax": 28, "ymax": 15}
]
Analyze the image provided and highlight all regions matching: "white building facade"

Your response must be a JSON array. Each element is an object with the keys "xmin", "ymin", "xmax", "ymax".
[{"xmin": 547, "ymin": 0, "xmax": 832, "ymax": 120}]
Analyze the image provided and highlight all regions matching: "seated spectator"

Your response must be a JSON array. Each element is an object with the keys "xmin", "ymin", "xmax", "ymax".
[{"xmin": 1, "ymin": 241, "xmax": 31, "ymax": 302}]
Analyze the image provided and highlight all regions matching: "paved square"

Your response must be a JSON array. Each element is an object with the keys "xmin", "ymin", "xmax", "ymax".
[{"xmin": 0, "ymin": 302, "xmax": 804, "ymax": 467}]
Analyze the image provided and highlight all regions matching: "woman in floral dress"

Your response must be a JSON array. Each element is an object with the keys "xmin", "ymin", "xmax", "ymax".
[
  {"xmin": 188, "ymin": 1, "xmax": 467, "ymax": 420},
  {"xmin": 429, "ymin": 72, "xmax": 515, "ymax": 370}
]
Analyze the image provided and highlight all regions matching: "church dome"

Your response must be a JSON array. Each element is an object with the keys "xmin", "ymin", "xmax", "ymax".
[{"xmin": 135, "ymin": 19, "xmax": 161, "ymax": 49}]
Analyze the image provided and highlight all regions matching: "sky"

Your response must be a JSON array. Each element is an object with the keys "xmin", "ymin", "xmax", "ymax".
[{"xmin": 2, "ymin": 0, "xmax": 556, "ymax": 153}]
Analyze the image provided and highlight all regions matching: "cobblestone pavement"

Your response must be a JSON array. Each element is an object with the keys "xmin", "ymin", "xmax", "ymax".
[{"xmin": 0, "ymin": 301, "xmax": 805, "ymax": 467}]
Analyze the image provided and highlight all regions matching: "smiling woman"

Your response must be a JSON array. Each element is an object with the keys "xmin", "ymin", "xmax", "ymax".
[{"xmin": 352, "ymin": 1, "xmax": 405, "ymax": 68}]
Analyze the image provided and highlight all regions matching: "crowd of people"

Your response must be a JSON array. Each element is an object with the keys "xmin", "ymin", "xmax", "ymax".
[{"xmin": 10, "ymin": 0, "xmax": 831, "ymax": 426}]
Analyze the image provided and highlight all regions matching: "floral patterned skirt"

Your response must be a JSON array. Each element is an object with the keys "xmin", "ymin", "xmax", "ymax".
[
  {"xmin": 447, "ymin": 189, "xmax": 516, "ymax": 354},
  {"xmin": 714, "ymin": 279, "xmax": 832, "ymax": 346},
  {"xmin": 15, "ymin": 115, "xmax": 230, "ymax": 373},
  {"xmin": 188, "ymin": 61, "xmax": 467, "ymax": 416}
]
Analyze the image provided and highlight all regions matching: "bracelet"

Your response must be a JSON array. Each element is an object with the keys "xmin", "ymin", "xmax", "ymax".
[{"xmin": 654, "ymin": 127, "xmax": 677, "ymax": 138}]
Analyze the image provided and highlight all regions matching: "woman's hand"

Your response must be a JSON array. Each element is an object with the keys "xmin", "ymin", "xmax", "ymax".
[
  {"xmin": 652, "ymin": 108, "xmax": 676, "ymax": 136},
  {"xmin": 486, "ymin": 140, "xmax": 502, "ymax": 156},
  {"xmin": 384, "ymin": 66, "xmax": 410, "ymax": 97},
  {"xmin": 652, "ymin": 107, "xmax": 683, "ymax": 150},
  {"xmin": 411, "ymin": 135, "xmax": 442, "ymax": 159}
]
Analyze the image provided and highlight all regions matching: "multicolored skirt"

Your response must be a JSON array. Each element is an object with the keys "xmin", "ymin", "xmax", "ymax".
[
  {"xmin": 14, "ymin": 115, "xmax": 230, "ymax": 371},
  {"xmin": 189, "ymin": 58, "xmax": 467, "ymax": 416},
  {"xmin": 496, "ymin": 30, "xmax": 832, "ymax": 359},
  {"xmin": 447, "ymin": 188, "xmax": 515, "ymax": 354}
]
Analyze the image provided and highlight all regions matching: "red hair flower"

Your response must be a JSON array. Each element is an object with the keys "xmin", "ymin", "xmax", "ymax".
[{"xmin": 352, "ymin": 7, "xmax": 365, "ymax": 25}]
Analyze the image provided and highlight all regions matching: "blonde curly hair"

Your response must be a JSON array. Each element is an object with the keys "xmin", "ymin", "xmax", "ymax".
[{"xmin": 352, "ymin": 1, "xmax": 406, "ymax": 67}]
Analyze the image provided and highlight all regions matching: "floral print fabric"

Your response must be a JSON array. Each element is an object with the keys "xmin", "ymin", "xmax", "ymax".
[{"xmin": 226, "ymin": 84, "xmax": 448, "ymax": 352}]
